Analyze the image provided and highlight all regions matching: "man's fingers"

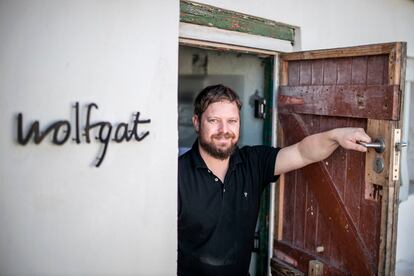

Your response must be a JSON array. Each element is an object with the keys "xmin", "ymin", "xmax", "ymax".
[
  {"xmin": 344, "ymin": 140, "xmax": 368, "ymax": 152},
  {"xmin": 353, "ymin": 130, "xmax": 371, "ymax": 152},
  {"xmin": 340, "ymin": 128, "xmax": 371, "ymax": 152},
  {"xmin": 335, "ymin": 127, "xmax": 372, "ymax": 152},
  {"xmin": 356, "ymin": 128, "xmax": 371, "ymax": 142},
  {"xmin": 353, "ymin": 143, "xmax": 368, "ymax": 152},
  {"xmin": 359, "ymin": 133, "xmax": 372, "ymax": 143},
  {"xmin": 353, "ymin": 129, "xmax": 371, "ymax": 144}
]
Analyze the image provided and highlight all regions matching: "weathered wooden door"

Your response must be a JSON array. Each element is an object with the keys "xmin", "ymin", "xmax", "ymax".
[{"xmin": 271, "ymin": 42, "xmax": 406, "ymax": 275}]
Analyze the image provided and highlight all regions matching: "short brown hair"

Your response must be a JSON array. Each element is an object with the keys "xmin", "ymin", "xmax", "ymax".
[{"xmin": 193, "ymin": 84, "xmax": 242, "ymax": 118}]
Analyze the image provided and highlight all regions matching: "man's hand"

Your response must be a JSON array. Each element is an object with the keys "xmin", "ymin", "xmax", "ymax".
[
  {"xmin": 274, "ymin": 127, "xmax": 371, "ymax": 175},
  {"xmin": 330, "ymin": 127, "xmax": 371, "ymax": 152}
]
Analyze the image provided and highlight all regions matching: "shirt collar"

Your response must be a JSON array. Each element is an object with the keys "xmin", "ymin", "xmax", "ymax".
[
  {"xmin": 190, "ymin": 140, "xmax": 207, "ymax": 169},
  {"xmin": 190, "ymin": 139, "xmax": 243, "ymax": 170}
]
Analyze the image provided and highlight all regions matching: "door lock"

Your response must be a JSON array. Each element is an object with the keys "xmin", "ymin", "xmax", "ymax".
[
  {"xmin": 374, "ymin": 157, "xmax": 385, "ymax": 173},
  {"xmin": 357, "ymin": 138, "xmax": 385, "ymax": 153},
  {"xmin": 396, "ymin": 141, "xmax": 408, "ymax": 151}
]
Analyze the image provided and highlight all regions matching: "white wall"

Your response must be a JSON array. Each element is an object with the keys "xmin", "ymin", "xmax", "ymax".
[
  {"xmin": 197, "ymin": 0, "xmax": 414, "ymax": 57},
  {"xmin": 405, "ymin": 59, "xmax": 414, "ymax": 181},
  {"xmin": 396, "ymin": 196, "xmax": 414, "ymax": 275},
  {"xmin": 396, "ymin": 58, "xmax": 414, "ymax": 275},
  {"xmin": 0, "ymin": 1, "xmax": 178, "ymax": 275}
]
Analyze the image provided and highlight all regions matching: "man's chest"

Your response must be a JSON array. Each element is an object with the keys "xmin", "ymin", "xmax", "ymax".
[{"xmin": 179, "ymin": 168, "xmax": 261, "ymax": 233}]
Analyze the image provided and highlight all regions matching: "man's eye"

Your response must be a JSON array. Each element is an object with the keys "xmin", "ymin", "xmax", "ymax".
[
  {"xmin": 228, "ymin": 120, "xmax": 238, "ymax": 124},
  {"xmin": 209, "ymin": 119, "xmax": 218, "ymax": 123}
]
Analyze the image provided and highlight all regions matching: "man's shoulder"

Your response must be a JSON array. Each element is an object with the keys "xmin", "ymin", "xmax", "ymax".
[
  {"xmin": 178, "ymin": 148, "xmax": 193, "ymax": 167},
  {"xmin": 237, "ymin": 145, "xmax": 281, "ymax": 165}
]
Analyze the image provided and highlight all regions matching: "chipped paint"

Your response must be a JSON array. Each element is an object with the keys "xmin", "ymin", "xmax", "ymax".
[{"xmin": 180, "ymin": 0, "xmax": 295, "ymax": 42}]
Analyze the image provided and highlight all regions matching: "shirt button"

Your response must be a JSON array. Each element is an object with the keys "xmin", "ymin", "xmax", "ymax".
[
  {"xmin": 208, "ymin": 170, "xmax": 211, "ymax": 173},
  {"xmin": 223, "ymin": 189, "xmax": 226, "ymax": 192},
  {"xmin": 214, "ymin": 178, "xmax": 218, "ymax": 182}
]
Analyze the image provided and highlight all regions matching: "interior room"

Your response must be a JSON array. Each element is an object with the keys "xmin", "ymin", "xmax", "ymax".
[{"xmin": 178, "ymin": 44, "xmax": 272, "ymax": 275}]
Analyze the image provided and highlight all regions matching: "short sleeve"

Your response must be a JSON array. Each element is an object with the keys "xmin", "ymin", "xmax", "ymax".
[{"xmin": 252, "ymin": 146, "xmax": 281, "ymax": 190}]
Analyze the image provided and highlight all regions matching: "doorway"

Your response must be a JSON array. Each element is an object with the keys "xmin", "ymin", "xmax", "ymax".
[{"xmin": 178, "ymin": 44, "xmax": 273, "ymax": 275}]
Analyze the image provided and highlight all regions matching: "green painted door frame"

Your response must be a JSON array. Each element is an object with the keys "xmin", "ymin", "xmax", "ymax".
[
  {"xmin": 180, "ymin": 0, "xmax": 295, "ymax": 44},
  {"xmin": 256, "ymin": 57, "xmax": 274, "ymax": 276}
]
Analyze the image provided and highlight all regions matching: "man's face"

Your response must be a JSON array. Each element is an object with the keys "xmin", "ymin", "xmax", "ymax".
[{"xmin": 193, "ymin": 101, "xmax": 240, "ymax": 160}]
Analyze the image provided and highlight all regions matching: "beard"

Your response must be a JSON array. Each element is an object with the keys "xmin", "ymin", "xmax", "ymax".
[{"xmin": 198, "ymin": 132, "xmax": 238, "ymax": 160}]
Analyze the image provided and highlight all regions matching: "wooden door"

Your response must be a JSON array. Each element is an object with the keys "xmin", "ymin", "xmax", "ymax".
[{"xmin": 272, "ymin": 42, "xmax": 406, "ymax": 275}]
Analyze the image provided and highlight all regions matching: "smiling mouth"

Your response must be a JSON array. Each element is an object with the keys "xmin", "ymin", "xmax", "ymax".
[
  {"xmin": 213, "ymin": 137, "xmax": 235, "ymax": 148},
  {"xmin": 213, "ymin": 133, "xmax": 234, "ymax": 140},
  {"xmin": 214, "ymin": 137, "xmax": 232, "ymax": 143}
]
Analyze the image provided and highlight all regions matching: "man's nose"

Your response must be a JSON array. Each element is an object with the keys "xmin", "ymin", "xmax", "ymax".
[{"xmin": 218, "ymin": 121, "xmax": 229, "ymax": 133}]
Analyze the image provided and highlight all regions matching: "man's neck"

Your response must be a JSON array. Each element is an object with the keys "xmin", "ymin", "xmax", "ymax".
[{"xmin": 198, "ymin": 144, "xmax": 229, "ymax": 183}]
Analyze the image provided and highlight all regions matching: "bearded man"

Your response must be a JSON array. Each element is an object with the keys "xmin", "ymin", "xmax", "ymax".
[{"xmin": 178, "ymin": 84, "xmax": 371, "ymax": 276}]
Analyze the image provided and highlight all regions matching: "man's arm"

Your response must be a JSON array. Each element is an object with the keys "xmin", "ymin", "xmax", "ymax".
[{"xmin": 274, "ymin": 128, "xmax": 371, "ymax": 175}]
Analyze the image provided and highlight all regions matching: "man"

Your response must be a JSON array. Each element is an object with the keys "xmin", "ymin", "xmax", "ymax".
[{"xmin": 178, "ymin": 84, "xmax": 371, "ymax": 276}]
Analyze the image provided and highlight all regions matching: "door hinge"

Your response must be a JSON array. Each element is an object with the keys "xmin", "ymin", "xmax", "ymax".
[{"xmin": 392, "ymin": 129, "xmax": 401, "ymax": 181}]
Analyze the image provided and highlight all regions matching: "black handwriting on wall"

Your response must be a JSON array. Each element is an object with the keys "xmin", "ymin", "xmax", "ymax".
[{"xmin": 17, "ymin": 102, "xmax": 151, "ymax": 167}]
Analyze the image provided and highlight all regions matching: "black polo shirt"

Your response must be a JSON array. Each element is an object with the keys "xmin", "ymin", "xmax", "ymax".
[{"xmin": 178, "ymin": 141, "xmax": 280, "ymax": 276}]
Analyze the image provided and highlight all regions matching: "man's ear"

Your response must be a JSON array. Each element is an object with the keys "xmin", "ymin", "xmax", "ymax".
[{"xmin": 192, "ymin": 115, "xmax": 200, "ymax": 133}]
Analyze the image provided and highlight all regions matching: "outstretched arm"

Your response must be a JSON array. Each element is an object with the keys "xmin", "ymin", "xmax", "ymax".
[{"xmin": 274, "ymin": 128, "xmax": 371, "ymax": 175}]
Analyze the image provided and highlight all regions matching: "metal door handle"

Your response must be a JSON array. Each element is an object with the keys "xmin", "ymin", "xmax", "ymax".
[{"xmin": 357, "ymin": 138, "xmax": 385, "ymax": 153}]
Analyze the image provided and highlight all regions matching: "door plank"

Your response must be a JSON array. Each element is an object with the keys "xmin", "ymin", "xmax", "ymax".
[
  {"xmin": 329, "ymin": 117, "xmax": 349, "ymax": 200},
  {"xmin": 315, "ymin": 208, "xmax": 332, "ymax": 263},
  {"xmin": 304, "ymin": 180, "xmax": 317, "ymax": 253},
  {"xmin": 293, "ymin": 168, "xmax": 306, "ymax": 249},
  {"xmin": 337, "ymin": 58, "xmax": 352, "ymax": 85},
  {"xmin": 381, "ymin": 42, "xmax": 405, "ymax": 276},
  {"xmin": 276, "ymin": 123, "xmax": 286, "ymax": 241},
  {"xmin": 388, "ymin": 43, "xmax": 404, "ymax": 86},
  {"xmin": 279, "ymin": 113, "xmax": 375, "ymax": 275},
  {"xmin": 273, "ymin": 241, "xmax": 347, "ymax": 275},
  {"xmin": 388, "ymin": 42, "xmax": 406, "ymax": 275},
  {"xmin": 351, "ymin": 56, "xmax": 368, "ymax": 84},
  {"xmin": 279, "ymin": 43, "xmax": 400, "ymax": 61},
  {"xmin": 271, "ymin": 257, "xmax": 304, "ymax": 276},
  {"xmin": 344, "ymin": 118, "xmax": 365, "ymax": 227},
  {"xmin": 367, "ymin": 55, "xmax": 387, "ymax": 85},
  {"xmin": 276, "ymin": 174, "xmax": 285, "ymax": 240},
  {"xmin": 278, "ymin": 84, "xmax": 400, "ymax": 120},
  {"xmin": 299, "ymin": 60, "xmax": 312, "ymax": 85}
]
